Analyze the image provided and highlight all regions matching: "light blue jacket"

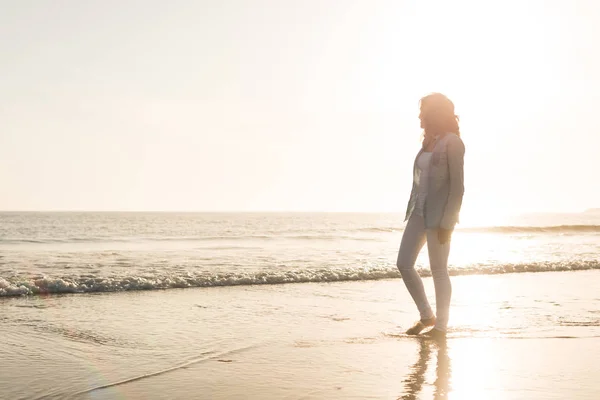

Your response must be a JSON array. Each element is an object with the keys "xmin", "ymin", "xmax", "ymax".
[{"xmin": 404, "ymin": 133, "xmax": 465, "ymax": 230}]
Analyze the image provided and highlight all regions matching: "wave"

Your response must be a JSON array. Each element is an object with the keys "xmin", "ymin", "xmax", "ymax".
[
  {"xmin": 1, "ymin": 261, "xmax": 598, "ymax": 297},
  {"xmin": 0, "ymin": 236, "xmax": 275, "ymax": 244},
  {"xmin": 2, "ymin": 225, "xmax": 598, "ymax": 245},
  {"xmin": 360, "ymin": 225, "xmax": 600, "ymax": 234},
  {"xmin": 0, "ymin": 234, "xmax": 383, "ymax": 245},
  {"xmin": 463, "ymin": 225, "xmax": 600, "ymax": 234}
]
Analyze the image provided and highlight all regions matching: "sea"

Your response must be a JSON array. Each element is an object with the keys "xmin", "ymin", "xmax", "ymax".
[
  {"xmin": 1, "ymin": 211, "xmax": 599, "ymax": 297},
  {"xmin": 2, "ymin": 211, "xmax": 600, "ymax": 399}
]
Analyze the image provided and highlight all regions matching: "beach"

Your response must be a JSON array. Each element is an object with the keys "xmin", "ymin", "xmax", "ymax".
[
  {"xmin": 1, "ymin": 212, "xmax": 600, "ymax": 399},
  {"xmin": 4, "ymin": 0, "xmax": 600, "ymax": 397},
  {"xmin": 2, "ymin": 270, "xmax": 599, "ymax": 399}
]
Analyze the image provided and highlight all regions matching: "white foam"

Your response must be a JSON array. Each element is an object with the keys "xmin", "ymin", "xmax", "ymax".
[{"xmin": 1, "ymin": 261, "xmax": 599, "ymax": 297}]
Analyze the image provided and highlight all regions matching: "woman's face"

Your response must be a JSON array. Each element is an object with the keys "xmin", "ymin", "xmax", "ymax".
[{"xmin": 419, "ymin": 107, "xmax": 426, "ymax": 129}]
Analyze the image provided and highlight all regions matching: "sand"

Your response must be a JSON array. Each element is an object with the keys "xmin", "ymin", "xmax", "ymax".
[{"xmin": 1, "ymin": 270, "xmax": 599, "ymax": 399}]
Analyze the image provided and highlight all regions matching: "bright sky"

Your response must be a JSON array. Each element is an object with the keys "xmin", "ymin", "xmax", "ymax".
[{"xmin": 1, "ymin": 0, "xmax": 599, "ymax": 218}]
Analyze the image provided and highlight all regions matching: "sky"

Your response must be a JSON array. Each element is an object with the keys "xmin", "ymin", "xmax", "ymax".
[{"xmin": 1, "ymin": 0, "xmax": 600, "ymax": 219}]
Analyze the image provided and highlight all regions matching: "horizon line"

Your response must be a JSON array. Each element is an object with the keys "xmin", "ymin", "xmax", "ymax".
[
  {"xmin": 0, "ymin": 209, "xmax": 404, "ymax": 213},
  {"xmin": 0, "ymin": 209, "xmax": 594, "ymax": 214}
]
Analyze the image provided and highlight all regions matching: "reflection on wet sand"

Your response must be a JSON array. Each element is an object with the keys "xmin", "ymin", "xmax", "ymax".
[{"xmin": 399, "ymin": 339, "xmax": 451, "ymax": 399}]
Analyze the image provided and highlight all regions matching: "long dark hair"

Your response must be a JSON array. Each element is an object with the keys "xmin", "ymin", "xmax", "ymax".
[{"xmin": 419, "ymin": 93, "xmax": 460, "ymax": 138}]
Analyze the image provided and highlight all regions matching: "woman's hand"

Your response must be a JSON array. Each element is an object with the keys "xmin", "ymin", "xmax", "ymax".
[{"xmin": 438, "ymin": 228, "xmax": 453, "ymax": 244}]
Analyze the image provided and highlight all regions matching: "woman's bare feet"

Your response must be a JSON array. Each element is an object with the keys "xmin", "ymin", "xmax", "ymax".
[
  {"xmin": 422, "ymin": 327, "xmax": 447, "ymax": 341},
  {"xmin": 405, "ymin": 316, "xmax": 436, "ymax": 335}
]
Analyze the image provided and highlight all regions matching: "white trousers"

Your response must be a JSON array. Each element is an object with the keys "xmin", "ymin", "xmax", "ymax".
[{"xmin": 396, "ymin": 214, "xmax": 452, "ymax": 332}]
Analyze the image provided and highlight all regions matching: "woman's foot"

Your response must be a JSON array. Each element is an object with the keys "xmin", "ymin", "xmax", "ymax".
[
  {"xmin": 405, "ymin": 316, "xmax": 436, "ymax": 335},
  {"xmin": 422, "ymin": 327, "xmax": 446, "ymax": 341}
]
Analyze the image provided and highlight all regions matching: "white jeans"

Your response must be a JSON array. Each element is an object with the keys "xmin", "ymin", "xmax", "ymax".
[{"xmin": 396, "ymin": 214, "xmax": 452, "ymax": 332}]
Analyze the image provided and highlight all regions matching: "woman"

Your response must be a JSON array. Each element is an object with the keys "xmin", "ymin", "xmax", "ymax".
[{"xmin": 397, "ymin": 93, "xmax": 465, "ymax": 339}]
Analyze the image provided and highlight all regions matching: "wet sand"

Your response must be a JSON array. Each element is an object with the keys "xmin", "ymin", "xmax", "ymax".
[{"xmin": 1, "ymin": 270, "xmax": 599, "ymax": 399}]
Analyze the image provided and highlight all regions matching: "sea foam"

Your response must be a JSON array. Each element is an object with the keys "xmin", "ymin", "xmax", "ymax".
[{"xmin": 1, "ymin": 261, "xmax": 598, "ymax": 297}]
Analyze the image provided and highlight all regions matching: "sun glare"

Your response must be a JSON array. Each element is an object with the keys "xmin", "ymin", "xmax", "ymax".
[
  {"xmin": 377, "ymin": 1, "xmax": 568, "ymax": 221},
  {"xmin": 457, "ymin": 207, "xmax": 514, "ymax": 228}
]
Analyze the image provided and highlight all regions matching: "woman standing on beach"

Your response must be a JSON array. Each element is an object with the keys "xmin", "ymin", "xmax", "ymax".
[{"xmin": 397, "ymin": 93, "xmax": 465, "ymax": 339}]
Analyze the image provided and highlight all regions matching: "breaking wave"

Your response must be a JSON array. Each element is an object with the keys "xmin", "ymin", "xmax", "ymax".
[{"xmin": 1, "ymin": 261, "xmax": 598, "ymax": 297}]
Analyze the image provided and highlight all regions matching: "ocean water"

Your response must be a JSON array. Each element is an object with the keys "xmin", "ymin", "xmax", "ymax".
[
  {"xmin": 1, "ymin": 212, "xmax": 600, "ymax": 398},
  {"xmin": 1, "ymin": 211, "xmax": 599, "ymax": 297}
]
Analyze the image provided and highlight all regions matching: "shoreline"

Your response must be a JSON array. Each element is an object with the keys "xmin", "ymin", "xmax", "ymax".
[
  {"xmin": 1, "ymin": 270, "xmax": 599, "ymax": 399},
  {"xmin": 2, "ymin": 266, "xmax": 600, "ymax": 298}
]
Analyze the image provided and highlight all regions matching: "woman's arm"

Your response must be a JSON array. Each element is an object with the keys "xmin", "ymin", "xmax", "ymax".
[{"xmin": 440, "ymin": 134, "xmax": 465, "ymax": 231}]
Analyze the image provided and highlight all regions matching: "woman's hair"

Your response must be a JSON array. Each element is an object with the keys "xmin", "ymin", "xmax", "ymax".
[{"xmin": 419, "ymin": 93, "xmax": 460, "ymax": 138}]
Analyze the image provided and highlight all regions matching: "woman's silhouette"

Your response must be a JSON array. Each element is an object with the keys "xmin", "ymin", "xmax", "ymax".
[{"xmin": 397, "ymin": 93, "xmax": 465, "ymax": 340}]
